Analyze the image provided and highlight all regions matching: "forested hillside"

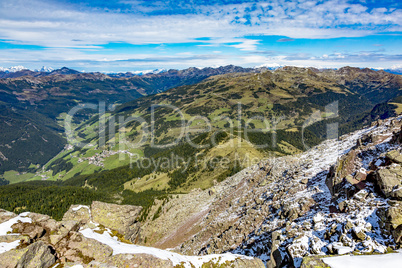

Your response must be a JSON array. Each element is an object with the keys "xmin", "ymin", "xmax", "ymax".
[{"xmin": 0, "ymin": 65, "xmax": 257, "ymax": 174}]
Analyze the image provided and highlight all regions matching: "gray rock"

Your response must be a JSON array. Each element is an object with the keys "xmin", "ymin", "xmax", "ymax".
[
  {"xmin": 11, "ymin": 222, "xmax": 46, "ymax": 240},
  {"xmin": 0, "ymin": 209, "xmax": 17, "ymax": 224},
  {"xmin": 55, "ymin": 231, "xmax": 113, "ymax": 263},
  {"xmin": 377, "ymin": 201, "xmax": 402, "ymax": 245},
  {"xmin": 338, "ymin": 200, "xmax": 348, "ymax": 212},
  {"xmin": 63, "ymin": 205, "xmax": 91, "ymax": 224},
  {"xmin": 300, "ymin": 178, "xmax": 309, "ymax": 184},
  {"xmin": 352, "ymin": 227, "xmax": 366, "ymax": 241},
  {"xmin": 0, "ymin": 235, "xmax": 29, "ymax": 244},
  {"xmin": 0, "ymin": 241, "xmax": 56, "ymax": 268},
  {"xmin": 267, "ymin": 240, "xmax": 285, "ymax": 268},
  {"xmin": 17, "ymin": 241, "xmax": 56, "ymax": 268},
  {"xmin": 386, "ymin": 150, "xmax": 402, "ymax": 164},
  {"xmin": 376, "ymin": 165, "xmax": 402, "ymax": 200},
  {"xmin": 91, "ymin": 201, "xmax": 142, "ymax": 241},
  {"xmin": 301, "ymin": 256, "xmax": 331, "ymax": 268}
]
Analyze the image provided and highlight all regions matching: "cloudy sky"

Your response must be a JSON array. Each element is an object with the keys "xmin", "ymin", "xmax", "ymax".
[{"xmin": 0, "ymin": 0, "xmax": 401, "ymax": 72}]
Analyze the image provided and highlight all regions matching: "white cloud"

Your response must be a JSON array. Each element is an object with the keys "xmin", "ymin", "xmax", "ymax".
[
  {"xmin": 229, "ymin": 39, "xmax": 261, "ymax": 51},
  {"xmin": 0, "ymin": 0, "xmax": 400, "ymax": 49},
  {"xmin": 0, "ymin": 0, "xmax": 400, "ymax": 70}
]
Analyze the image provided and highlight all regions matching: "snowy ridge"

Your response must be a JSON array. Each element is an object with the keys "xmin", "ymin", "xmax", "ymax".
[
  {"xmin": 322, "ymin": 249, "xmax": 402, "ymax": 268},
  {"xmin": 0, "ymin": 66, "xmax": 53, "ymax": 73},
  {"xmin": 0, "ymin": 208, "xmax": 256, "ymax": 267},
  {"xmin": 221, "ymin": 116, "xmax": 402, "ymax": 267},
  {"xmin": 80, "ymin": 227, "xmax": 252, "ymax": 268},
  {"xmin": 0, "ymin": 66, "xmax": 27, "ymax": 72},
  {"xmin": 131, "ymin": 68, "xmax": 166, "ymax": 75},
  {"xmin": 35, "ymin": 66, "xmax": 54, "ymax": 72},
  {"xmin": 128, "ymin": 116, "xmax": 401, "ymax": 268}
]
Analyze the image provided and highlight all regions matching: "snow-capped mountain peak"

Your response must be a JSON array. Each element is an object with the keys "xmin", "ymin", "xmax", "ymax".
[
  {"xmin": 0, "ymin": 65, "xmax": 27, "ymax": 73},
  {"xmin": 132, "ymin": 68, "xmax": 166, "ymax": 75},
  {"xmin": 36, "ymin": 66, "xmax": 54, "ymax": 72}
]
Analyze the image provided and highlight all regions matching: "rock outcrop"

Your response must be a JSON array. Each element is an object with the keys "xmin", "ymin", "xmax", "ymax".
[
  {"xmin": 386, "ymin": 149, "xmax": 402, "ymax": 164},
  {"xmin": 0, "ymin": 203, "xmax": 264, "ymax": 268},
  {"xmin": 0, "ymin": 241, "xmax": 56, "ymax": 268},
  {"xmin": 91, "ymin": 201, "xmax": 142, "ymax": 242},
  {"xmin": 0, "ymin": 209, "xmax": 17, "ymax": 224},
  {"xmin": 62, "ymin": 205, "xmax": 91, "ymax": 224},
  {"xmin": 300, "ymin": 256, "xmax": 331, "ymax": 268},
  {"xmin": 377, "ymin": 200, "xmax": 402, "ymax": 244},
  {"xmin": 376, "ymin": 164, "xmax": 402, "ymax": 199}
]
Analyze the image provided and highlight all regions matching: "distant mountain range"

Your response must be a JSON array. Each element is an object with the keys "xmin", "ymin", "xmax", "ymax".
[
  {"xmin": 0, "ymin": 65, "xmax": 259, "ymax": 80},
  {"xmin": 2, "ymin": 64, "xmax": 402, "ymax": 78}
]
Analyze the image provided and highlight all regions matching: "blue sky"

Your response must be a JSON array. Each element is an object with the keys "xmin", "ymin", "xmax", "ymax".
[{"xmin": 0, "ymin": 0, "xmax": 400, "ymax": 72}]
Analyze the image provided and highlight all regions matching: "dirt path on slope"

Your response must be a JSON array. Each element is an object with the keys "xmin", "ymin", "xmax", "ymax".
[{"xmin": 154, "ymin": 208, "xmax": 210, "ymax": 250}]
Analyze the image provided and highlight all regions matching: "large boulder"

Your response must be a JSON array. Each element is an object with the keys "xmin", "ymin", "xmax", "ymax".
[
  {"xmin": 0, "ymin": 209, "xmax": 17, "ymax": 224},
  {"xmin": 91, "ymin": 201, "xmax": 142, "ymax": 241},
  {"xmin": 376, "ymin": 164, "xmax": 402, "ymax": 200},
  {"xmin": 0, "ymin": 241, "xmax": 56, "ymax": 268},
  {"xmin": 63, "ymin": 205, "xmax": 91, "ymax": 224},
  {"xmin": 301, "ymin": 255, "xmax": 331, "ymax": 268},
  {"xmin": 377, "ymin": 201, "xmax": 402, "ymax": 244},
  {"xmin": 103, "ymin": 253, "xmax": 174, "ymax": 268},
  {"xmin": 266, "ymin": 231, "xmax": 287, "ymax": 268},
  {"xmin": 11, "ymin": 222, "xmax": 46, "ymax": 240},
  {"xmin": 48, "ymin": 220, "xmax": 81, "ymax": 245},
  {"xmin": 55, "ymin": 232, "xmax": 113, "ymax": 264},
  {"xmin": 326, "ymin": 150, "xmax": 358, "ymax": 197},
  {"xmin": 386, "ymin": 150, "xmax": 402, "ymax": 164},
  {"xmin": 28, "ymin": 213, "xmax": 60, "ymax": 235},
  {"xmin": 12, "ymin": 213, "xmax": 81, "ymax": 248}
]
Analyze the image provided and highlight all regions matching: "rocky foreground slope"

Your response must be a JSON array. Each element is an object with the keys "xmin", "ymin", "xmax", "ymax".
[
  {"xmin": 0, "ymin": 201, "xmax": 264, "ymax": 267},
  {"xmin": 0, "ymin": 116, "xmax": 401, "ymax": 267}
]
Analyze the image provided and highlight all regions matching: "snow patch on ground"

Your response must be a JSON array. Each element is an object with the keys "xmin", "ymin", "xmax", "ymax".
[
  {"xmin": 0, "ymin": 240, "xmax": 20, "ymax": 254},
  {"xmin": 80, "ymin": 227, "xmax": 252, "ymax": 268},
  {"xmin": 322, "ymin": 250, "xmax": 402, "ymax": 268},
  {"xmin": 0, "ymin": 212, "xmax": 32, "ymax": 254},
  {"xmin": 71, "ymin": 205, "xmax": 90, "ymax": 212},
  {"xmin": 0, "ymin": 212, "xmax": 31, "ymax": 236}
]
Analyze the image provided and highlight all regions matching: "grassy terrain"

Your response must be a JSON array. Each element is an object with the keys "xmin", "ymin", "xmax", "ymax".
[
  {"xmin": 1, "ymin": 66, "xmax": 254, "ymax": 175},
  {"xmin": 0, "ymin": 171, "xmax": 37, "ymax": 184},
  {"xmin": 28, "ymin": 67, "xmax": 402, "ymax": 194},
  {"xmin": 390, "ymin": 102, "xmax": 402, "ymax": 114}
]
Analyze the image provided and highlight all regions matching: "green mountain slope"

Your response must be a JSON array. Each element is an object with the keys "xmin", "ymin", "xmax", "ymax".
[
  {"xmin": 34, "ymin": 66, "xmax": 402, "ymax": 193},
  {"xmin": 0, "ymin": 66, "xmax": 256, "ymax": 174}
]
